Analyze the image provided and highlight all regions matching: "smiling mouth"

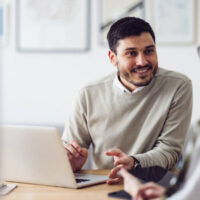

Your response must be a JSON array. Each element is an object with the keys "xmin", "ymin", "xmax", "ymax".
[{"xmin": 131, "ymin": 65, "xmax": 152, "ymax": 74}]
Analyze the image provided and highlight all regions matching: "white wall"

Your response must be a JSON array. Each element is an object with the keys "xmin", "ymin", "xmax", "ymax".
[{"xmin": 1, "ymin": 0, "xmax": 200, "ymax": 130}]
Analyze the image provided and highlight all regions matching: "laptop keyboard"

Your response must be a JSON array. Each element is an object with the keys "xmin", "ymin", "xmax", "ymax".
[{"xmin": 76, "ymin": 178, "xmax": 90, "ymax": 183}]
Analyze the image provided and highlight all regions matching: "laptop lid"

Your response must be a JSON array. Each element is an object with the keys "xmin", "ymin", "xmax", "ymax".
[{"xmin": 0, "ymin": 125, "xmax": 107, "ymax": 188}]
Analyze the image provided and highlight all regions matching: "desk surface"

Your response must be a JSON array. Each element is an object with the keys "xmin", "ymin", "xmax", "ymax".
[{"xmin": 2, "ymin": 170, "xmax": 123, "ymax": 200}]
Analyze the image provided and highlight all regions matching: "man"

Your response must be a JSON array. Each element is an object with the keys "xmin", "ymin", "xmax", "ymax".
[
  {"xmin": 62, "ymin": 17, "xmax": 192, "ymax": 184},
  {"xmin": 119, "ymin": 46, "xmax": 200, "ymax": 200}
]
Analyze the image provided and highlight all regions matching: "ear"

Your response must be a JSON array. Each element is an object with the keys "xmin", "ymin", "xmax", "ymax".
[{"xmin": 108, "ymin": 50, "xmax": 117, "ymax": 66}]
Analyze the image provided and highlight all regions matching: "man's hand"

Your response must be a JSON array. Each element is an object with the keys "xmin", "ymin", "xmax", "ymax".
[
  {"xmin": 119, "ymin": 168, "xmax": 166, "ymax": 200},
  {"xmin": 105, "ymin": 149, "xmax": 134, "ymax": 184},
  {"xmin": 64, "ymin": 140, "xmax": 88, "ymax": 172}
]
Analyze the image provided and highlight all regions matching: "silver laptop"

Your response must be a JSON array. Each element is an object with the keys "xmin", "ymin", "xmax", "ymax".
[{"xmin": 0, "ymin": 125, "xmax": 107, "ymax": 188}]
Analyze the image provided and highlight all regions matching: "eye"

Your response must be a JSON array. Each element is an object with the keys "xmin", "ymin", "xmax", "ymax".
[
  {"xmin": 126, "ymin": 51, "xmax": 137, "ymax": 57},
  {"xmin": 144, "ymin": 48, "xmax": 155, "ymax": 55}
]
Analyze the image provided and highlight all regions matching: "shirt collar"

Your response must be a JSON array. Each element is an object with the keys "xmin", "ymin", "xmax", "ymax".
[{"xmin": 114, "ymin": 75, "xmax": 145, "ymax": 94}]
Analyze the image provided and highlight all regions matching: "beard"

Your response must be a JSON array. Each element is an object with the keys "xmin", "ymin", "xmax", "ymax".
[{"xmin": 117, "ymin": 64, "xmax": 158, "ymax": 87}]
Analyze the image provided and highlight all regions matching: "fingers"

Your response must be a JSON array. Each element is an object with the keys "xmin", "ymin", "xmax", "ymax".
[
  {"xmin": 80, "ymin": 147, "xmax": 88, "ymax": 158},
  {"xmin": 106, "ymin": 165, "xmax": 124, "ymax": 185},
  {"xmin": 135, "ymin": 182, "xmax": 166, "ymax": 200},
  {"xmin": 64, "ymin": 140, "xmax": 87, "ymax": 158},
  {"xmin": 105, "ymin": 149, "xmax": 123, "ymax": 157},
  {"xmin": 71, "ymin": 140, "xmax": 82, "ymax": 151},
  {"xmin": 65, "ymin": 143, "xmax": 80, "ymax": 158},
  {"xmin": 107, "ymin": 177, "xmax": 122, "ymax": 185},
  {"xmin": 108, "ymin": 165, "xmax": 123, "ymax": 179},
  {"xmin": 65, "ymin": 148, "xmax": 73, "ymax": 160},
  {"xmin": 137, "ymin": 182, "xmax": 166, "ymax": 198},
  {"xmin": 114, "ymin": 156, "xmax": 133, "ymax": 168},
  {"xmin": 64, "ymin": 141, "xmax": 88, "ymax": 172},
  {"xmin": 105, "ymin": 149, "xmax": 133, "ymax": 168},
  {"xmin": 138, "ymin": 182, "xmax": 162, "ymax": 191}
]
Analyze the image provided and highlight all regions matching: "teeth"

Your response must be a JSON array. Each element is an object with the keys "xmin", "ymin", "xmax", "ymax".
[
  {"xmin": 136, "ymin": 69, "xmax": 148, "ymax": 73},
  {"xmin": 138, "ymin": 70, "xmax": 147, "ymax": 72},
  {"xmin": 132, "ymin": 67, "xmax": 150, "ymax": 73}
]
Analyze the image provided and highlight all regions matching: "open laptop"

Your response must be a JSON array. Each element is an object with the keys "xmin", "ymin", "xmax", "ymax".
[{"xmin": 0, "ymin": 125, "xmax": 108, "ymax": 188}]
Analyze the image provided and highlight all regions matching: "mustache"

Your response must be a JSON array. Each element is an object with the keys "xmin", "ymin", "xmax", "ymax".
[{"xmin": 130, "ymin": 64, "xmax": 152, "ymax": 73}]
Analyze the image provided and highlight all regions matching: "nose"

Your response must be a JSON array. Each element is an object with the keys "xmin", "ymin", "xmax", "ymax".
[{"xmin": 135, "ymin": 53, "xmax": 148, "ymax": 66}]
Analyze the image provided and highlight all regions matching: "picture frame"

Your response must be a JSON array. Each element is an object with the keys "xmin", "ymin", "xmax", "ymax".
[
  {"xmin": 152, "ymin": 0, "xmax": 197, "ymax": 45},
  {"xmin": 0, "ymin": 3, "xmax": 8, "ymax": 46},
  {"xmin": 16, "ymin": 0, "xmax": 90, "ymax": 53},
  {"xmin": 99, "ymin": 0, "xmax": 145, "ymax": 46},
  {"xmin": 0, "ymin": 5, "xmax": 3, "ymax": 45}
]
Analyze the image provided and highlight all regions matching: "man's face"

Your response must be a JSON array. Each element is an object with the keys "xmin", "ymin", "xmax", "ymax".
[{"xmin": 108, "ymin": 32, "xmax": 158, "ymax": 91}]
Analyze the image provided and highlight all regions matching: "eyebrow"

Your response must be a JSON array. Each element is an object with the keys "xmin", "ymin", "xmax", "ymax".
[
  {"xmin": 124, "ymin": 45, "xmax": 156, "ymax": 51},
  {"xmin": 146, "ymin": 45, "xmax": 156, "ymax": 49}
]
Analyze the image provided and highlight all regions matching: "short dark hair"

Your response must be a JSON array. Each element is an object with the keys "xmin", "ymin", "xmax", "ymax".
[{"xmin": 107, "ymin": 17, "xmax": 155, "ymax": 54}]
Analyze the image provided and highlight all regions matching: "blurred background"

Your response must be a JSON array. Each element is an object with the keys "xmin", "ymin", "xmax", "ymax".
[{"xmin": 0, "ymin": 0, "xmax": 200, "ymax": 133}]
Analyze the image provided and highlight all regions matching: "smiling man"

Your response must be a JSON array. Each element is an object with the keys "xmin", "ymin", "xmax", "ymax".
[{"xmin": 62, "ymin": 17, "xmax": 192, "ymax": 184}]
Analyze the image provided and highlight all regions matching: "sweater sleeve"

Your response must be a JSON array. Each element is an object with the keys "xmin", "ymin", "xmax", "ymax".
[
  {"xmin": 134, "ymin": 80, "xmax": 193, "ymax": 169},
  {"xmin": 62, "ymin": 89, "xmax": 92, "ymax": 149}
]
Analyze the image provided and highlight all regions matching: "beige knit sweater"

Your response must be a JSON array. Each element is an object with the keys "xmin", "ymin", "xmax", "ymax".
[{"xmin": 62, "ymin": 68, "xmax": 193, "ymax": 169}]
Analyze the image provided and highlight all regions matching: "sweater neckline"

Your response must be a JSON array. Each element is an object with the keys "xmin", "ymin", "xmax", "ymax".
[{"xmin": 112, "ymin": 73, "xmax": 157, "ymax": 98}]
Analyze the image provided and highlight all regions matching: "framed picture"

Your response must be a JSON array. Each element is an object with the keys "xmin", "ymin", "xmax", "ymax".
[
  {"xmin": 99, "ymin": 0, "xmax": 145, "ymax": 46},
  {"xmin": 16, "ymin": 0, "xmax": 90, "ymax": 53},
  {"xmin": 0, "ymin": 5, "xmax": 3, "ymax": 45},
  {"xmin": 152, "ymin": 0, "xmax": 197, "ymax": 45},
  {"xmin": 0, "ymin": 3, "xmax": 8, "ymax": 46}
]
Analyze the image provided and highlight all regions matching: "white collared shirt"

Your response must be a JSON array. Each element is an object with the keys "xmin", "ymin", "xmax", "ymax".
[{"xmin": 114, "ymin": 75, "xmax": 145, "ymax": 94}]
